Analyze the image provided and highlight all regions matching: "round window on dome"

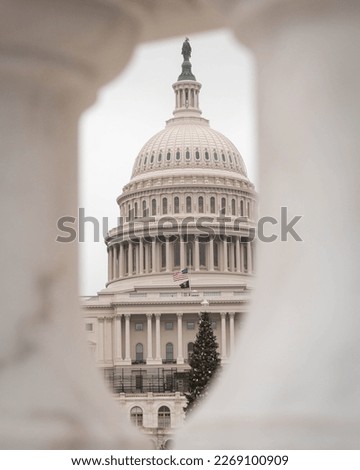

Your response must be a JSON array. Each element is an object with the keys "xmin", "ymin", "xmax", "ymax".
[
  {"xmin": 195, "ymin": 150, "xmax": 200, "ymax": 160},
  {"xmin": 205, "ymin": 151, "xmax": 209, "ymax": 161},
  {"xmin": 176, "ymin": 151, "xmax": 181, "ymax": 161},
  {"xmin": 166, "ymin": 151, "xmax": 171, "ymax": 161}
]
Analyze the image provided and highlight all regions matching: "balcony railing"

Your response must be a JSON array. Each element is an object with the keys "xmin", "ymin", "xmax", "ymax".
[{"xmin": 104, "ymin": 367, "xmax": 189, "ymax": 394}]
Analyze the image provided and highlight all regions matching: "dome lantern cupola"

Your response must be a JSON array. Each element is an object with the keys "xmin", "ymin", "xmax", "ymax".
[{"xmin": 172, "ymin": 38, "xmax": 202, "ymax": 118}]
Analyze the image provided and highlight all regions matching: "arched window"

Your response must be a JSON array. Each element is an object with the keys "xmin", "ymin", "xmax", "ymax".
[
  {"xmin": 187, "ymin": 342, "xmax": 194, "ymax": 360},
  {"xmin": 166, "ymin": 151, "xmax": 171, "ymax": 161},
  {"xmin": 127, "ymin": 204, "xmax": 131, "ymax": 220},
  {"xmin": 198, "ymin": 196, "xmax": 204, "ymax": 214},
  {"xmin": 136, "ymin": 343, "xmax": 144, "ymax": 362},
  {"xmin": 134, "ymin": 202, "xmax": 138, "ymax": 218},
  {"xmin": 247, "ymin": 201, "xmax": 251, "ymax": 219},
  {"xmin": 144, "ymin": 155, "xmax": 147, "ymax": 165},
  {"xmin": 210, "ymin": 197, "xmax": 215, "ymax": 214},
  {"xmin": 195, "ymin": 150, "xmax": 200, "ymax": 160},
  {"xmin": 214, "ymin": 151, "xmax": 218, "ymax": 161},
  {"xmin": 150, "ymin": 153, "xmax": 154, "ymax": 163},
  {"xmin": 158, "ymin": 152, "xmax": 162, "ymax": 162},
  {"xmin": 221, "ymin": 197, "xmax": 226, "ymax": 214},
  {"xmin": 162, "ymin": 197, "xmax": 168, "ymax": 215},
  {"xmin": 186, "ymin": 196, "xmax": 192, "ymax": 213},
  {"xmin": 158, "ymin": 406, "xmax": 171, "ymax": 428},
  {"xmin": 198, "ymin": 196, "xmax": 204, "ymax": 213},
  {"xmin": 142, "ymin": 200, "xmax": 147, "ymax": 217},
  {"xmin": 240, "ymin": 200, "xmax": 244, "ymax": 217},
  {"xmin": 229, "ymin": 153, "xmax": 232, "ymax": 163},
  {"xmin": 166, "ymin": 342, "xmax": 174, "ymax": 361},
  {"xmin": 205, "ymin": 150, "xmax": 210, "ymax": 161},
  {"xmin": 231, "ymin": 198, "xmax": 236, "ymax": 216},
  {"xmin": 151, "ymin": 198, "xmax": 156, "ymax": 216},
  {"xmin": 174, "ymin": 196, "xmax": 180, "ymax": 214},
  {"xmin": 130, "ymin": 406, "xmax": 143, "ymax": 427},
  {"xmin": 185, "ymin": 150, "xmax": 190, "ymax": 160},
  {"xmin": 176, "ymin": 150, "xmax": 181, "ymax": 160},
  {"xmin": 222, "ymin": 153, "xmax": 226, "ymax": 162}
]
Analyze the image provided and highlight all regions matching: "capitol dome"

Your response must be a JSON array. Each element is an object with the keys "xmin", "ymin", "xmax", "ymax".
[
  {"xmin": 131, "ymin": 119, "xmax": 248, "ymax": 179},
  {"xmin": 106, "ymin": 39, "xmax": 256, "ymax": 292}
]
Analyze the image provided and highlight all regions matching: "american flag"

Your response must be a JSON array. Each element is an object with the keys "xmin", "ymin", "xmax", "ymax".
[{"xmin": 172, "ymin": 268, "xmax": 189, "ymax": 282}]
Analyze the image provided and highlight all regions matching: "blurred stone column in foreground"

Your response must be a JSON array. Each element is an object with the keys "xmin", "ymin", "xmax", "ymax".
[
  {"xmin": 176, "ymin": 0, "xmax": 360, "ymax": 448},
  {"xmin": 0, "ymin": 0, "xmax": 143, "ymax": 449}
]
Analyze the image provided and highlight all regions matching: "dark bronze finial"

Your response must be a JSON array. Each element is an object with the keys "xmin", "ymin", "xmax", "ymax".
[{"xmin": 178, "ymin": 38, "xmax": 196, "ymax": 81}]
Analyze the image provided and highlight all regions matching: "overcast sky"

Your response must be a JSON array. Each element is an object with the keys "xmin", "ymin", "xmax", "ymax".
[{"xmin": 79, "ymin": 28, "xmax": 257, "ymax": 296}]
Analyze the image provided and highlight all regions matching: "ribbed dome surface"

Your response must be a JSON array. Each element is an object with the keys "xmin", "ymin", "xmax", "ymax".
[{"xmin": 131, "ymin": 118, "xmax": 248, "ymax": 178}]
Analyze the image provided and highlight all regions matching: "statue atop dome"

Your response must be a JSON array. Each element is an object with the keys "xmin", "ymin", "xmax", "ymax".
[
  {"xmin": 181, "ymin": 37, "xmax": 191, "ymax": 61},
  {"xmin": 178, "ymin": 38, "xmax": 196, "ymax": 81}
]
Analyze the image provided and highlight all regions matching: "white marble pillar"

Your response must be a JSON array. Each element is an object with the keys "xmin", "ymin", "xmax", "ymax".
[
  {"xmin": 177, "ymin": 313, "xmax": 184, "ymax": 364},
  {"xmin": 119, "ymin": 243, "xmax": 124, "ymax": 278},
  {"xmin": 155, "ymin": 313, "xmax": 161, "ymax": 362},
  {"xmin": 240, "ymin": 242, "xmax": 245, "ymax": 273},
  {"xmin": 165, "ymin": 237, "xmax": 171, "ymax": 272},
  {"xmin": 236, "ymin": 237, "xmax": 241, "ymax": 273},
  {"xmin": 104, "ymin": 316, "xmax": 113, "ymax": 363},
  {"xmin": 139, "ymin": 239, "xmax": 144, "ymax": 275},
  {"xmin": 247, "ymin": 242, "xmax": 252, "ymax": 274},
  {"xmin": 108, "ymin": 248, "xmax": 112, "ymax": 282},
  {"xmin": 109, "ymin": 246, "xmax": 113, "ymax": 281},
  {"xmin": 144, "ymin": 243, "xmax": 149, "ymax": 274},
  {"xmin": 229, "ymin": 312, "xmax": 235, "ymax": 357},
  {"xmin": 222, "ymin": 238, "xmax": 228, "ymax": 272},
  {"xmin": 194, "ymin": 236, "xmax": 200, "ymax": 271},
  {"xmin": 180, "ymin": 235, "xmax": 186, "ymax": 268},
  {"xmin": 151, "ymin": 238, "xmax": 157, "ymax": 273},
  {"xmin": 177, "ymin": 0, "xmax": 360, "ymax": 450},
  {"xmin": 220, "ymin": 312, "xmax": 227, "ymax": 361},
  {"xmin": 97, "ymin": 317, "xmax": 105, "ymax": 363},
  {"xmin": 229, "ymin": 241, "xmax": 235, "ymax": 272},
  {"xmin": 124, "ymin": 314, "xmax": 131, "ymax": 364},
  {"xmin": 146, "ymin": 314, "xmax": 153, "ymax": 362},
  {"xmin": 114, "ymin": 312, "xmax": 123, "ymax": 363},
  {"xmin": 208, "ymin": 237, "xmax": 214, "ymax": 271},
  {"xmin": 128, "ymin": 242, "xmax": 133, "ymax": 276},
  {"xmin": 112, "ymin": 245, "xmax": 118, "ymax": 280}
]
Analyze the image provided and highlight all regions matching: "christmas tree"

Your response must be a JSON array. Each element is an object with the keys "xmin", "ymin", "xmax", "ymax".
[{"xmin": 184, "ymin": 310, "xmax": 221, "ymax": 414}]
